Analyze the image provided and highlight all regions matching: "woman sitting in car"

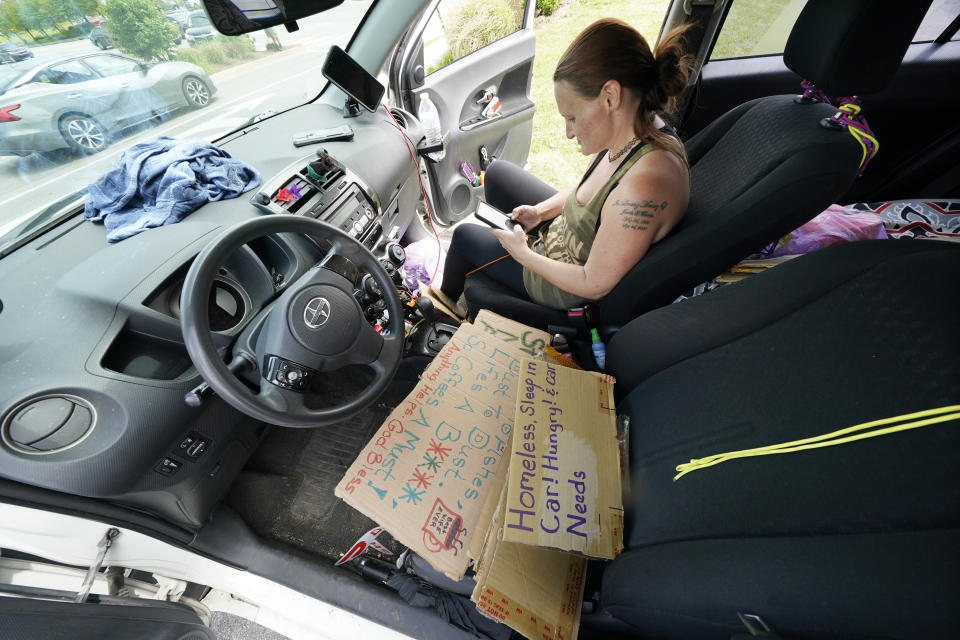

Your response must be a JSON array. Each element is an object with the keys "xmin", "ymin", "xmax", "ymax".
[{"xmin": 428, "ymin": 18, "xmax": 692, "ymax": 317}]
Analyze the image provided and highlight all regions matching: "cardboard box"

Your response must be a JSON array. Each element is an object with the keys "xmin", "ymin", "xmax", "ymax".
[
  {"xmin": 502, "ymin": 359, "xmax": 623, "ymax": 559},
  {"xmin": 471, "ymin": 483, "xmax": 586, "ymax": 640},
  {"xmin": 334, "ymin": 311, "xmax": 550, "ymax": 580},
  {"xmin": 336, "ymin": 311, "xmax": 621, "ymax": 640}
]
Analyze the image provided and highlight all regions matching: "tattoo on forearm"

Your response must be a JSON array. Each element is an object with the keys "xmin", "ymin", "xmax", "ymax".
[{"xmin": 614, "ymin": 199, "xmax": 668, "ymax": 231}]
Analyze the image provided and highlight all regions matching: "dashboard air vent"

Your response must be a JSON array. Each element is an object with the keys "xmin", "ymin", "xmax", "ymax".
[
  {"xmin": 389, "ymin": 108, "xmax": 408, "ymax": 129},
  {"xmin": 2, "ymin": 394, "xmax": 96, "ymax": 454}
]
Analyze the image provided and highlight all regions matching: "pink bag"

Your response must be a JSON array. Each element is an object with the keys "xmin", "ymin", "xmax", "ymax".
[
  {"xmin": 401, "ymin": 238, "xmax": 445, "ymax": 294},
  {"xmin": 762, "ymin": 204, "xmax": 888, "ymax": 257}
]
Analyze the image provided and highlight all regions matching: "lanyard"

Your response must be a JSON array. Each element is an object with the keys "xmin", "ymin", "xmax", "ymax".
[{"xmin": 674, "ymin": 405, "xmax": 960, "ymax": 481}]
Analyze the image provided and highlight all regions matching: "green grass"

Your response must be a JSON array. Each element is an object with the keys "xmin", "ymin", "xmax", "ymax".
[
  {"xmin": 172, "ymin": 35, "xmax": 256, "ymax": 74},
  {"xmin": 709, "ymin": 0, "xmax": 793, "ymax": 59},
  {"xmin": 527, "ymin": 0, "xmax": 669, "ymax": 189}
]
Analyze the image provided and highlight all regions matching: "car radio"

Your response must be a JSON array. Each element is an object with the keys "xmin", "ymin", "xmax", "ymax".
[{"xmin": 251, "ymin": 148, "xmax": 382, "ymax": 244}]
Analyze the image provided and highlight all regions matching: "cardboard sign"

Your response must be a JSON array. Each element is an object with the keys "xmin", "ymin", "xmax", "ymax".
[
  {"xmin": 472, "ymin": 484, "xmax": 586, "ymax": 640},
  {"xmin": 334, "ymin": 311, "xmax": 550, "ymax": 579},
  {"xmin": 502, "ymin": 358, "xmax": 623, "ymax": 559}
]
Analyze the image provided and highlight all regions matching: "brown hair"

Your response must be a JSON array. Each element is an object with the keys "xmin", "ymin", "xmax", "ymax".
[{"xmin": 554, "ymin": 19, "xmax": 694, "ymax": 160}]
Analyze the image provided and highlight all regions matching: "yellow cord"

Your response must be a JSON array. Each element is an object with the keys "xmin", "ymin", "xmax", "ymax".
[
  {"xmin": 837, "ymin": 102, "xmax": 879, "ymax": 169},
  {"xmin": 674, "ymin": 405, "xmax": 960, "ymax": 481}
]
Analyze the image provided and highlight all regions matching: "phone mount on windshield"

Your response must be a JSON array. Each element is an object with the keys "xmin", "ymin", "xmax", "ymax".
[
  {"xmin": 342, "ymin": 98, "xmax": 362, "ymax": 118},
  {"xmin": 321, "ymin": 45, "xmax": 385, "ymax": 119}
]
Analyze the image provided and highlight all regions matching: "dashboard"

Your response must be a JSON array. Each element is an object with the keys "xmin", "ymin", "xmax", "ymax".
[{"xmin": 0, "ymin": 100, "xmax": 426, "ymax": 528}]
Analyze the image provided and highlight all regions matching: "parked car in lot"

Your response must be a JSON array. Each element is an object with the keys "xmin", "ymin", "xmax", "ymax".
[
  {"xmin": 184, "ymin": 10, "xmax": 216, "ymax": 46},
  {"xmin": 0, "ymin": 53, "xmax": 215, "ymax": 155},
  {"xmin": 88, "ymin": 21, "xmax": 113, "ymax": 49},
  {"xmin": 0, "ymin": 42, "xmax": 34, "ymax": 64},
  {"xmin": 166, "ymin": 8, "xmax": 190, "ymax": 34}
]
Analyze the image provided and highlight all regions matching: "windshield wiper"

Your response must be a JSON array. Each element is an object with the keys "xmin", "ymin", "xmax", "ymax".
[{"xmin": 0, "ymin": 189, "xmax": 87, "ymax": 259}]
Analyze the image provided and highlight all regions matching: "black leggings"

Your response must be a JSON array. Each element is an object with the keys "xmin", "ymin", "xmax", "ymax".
[{"xmin": 439, "ymin": 160, "xmax": 557, "ymax": 300}]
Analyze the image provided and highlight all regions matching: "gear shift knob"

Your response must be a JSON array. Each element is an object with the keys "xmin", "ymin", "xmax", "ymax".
[{"xmin": 415, "ymin": 294, "xmax": 435, "ymax": 321}]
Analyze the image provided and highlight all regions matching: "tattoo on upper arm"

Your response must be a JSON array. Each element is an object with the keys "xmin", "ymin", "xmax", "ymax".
[{"xmin": 614, "ymin": 199, "xmax": 668, "ymax": 232}]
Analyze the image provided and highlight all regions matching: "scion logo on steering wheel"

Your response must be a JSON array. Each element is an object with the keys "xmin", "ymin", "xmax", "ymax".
[{"xmin": 304, "ymin": 296, "xmax": 332, "ymax": 329}]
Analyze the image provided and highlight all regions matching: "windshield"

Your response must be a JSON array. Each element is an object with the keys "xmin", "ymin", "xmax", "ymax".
[{"xmin": 0, "ymin": 0, "xmax": 373, "ymax": 246}]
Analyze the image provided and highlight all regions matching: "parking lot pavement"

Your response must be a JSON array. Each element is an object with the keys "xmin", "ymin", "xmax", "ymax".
[{"xmin": 211, "ymin": 611, "xmax": 292, "ymax": 640}]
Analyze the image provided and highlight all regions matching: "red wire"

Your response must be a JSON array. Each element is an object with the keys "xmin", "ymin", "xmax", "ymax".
[
  {"xmin": 465, "ymin": 254, "xmax": 509, "ymax": 277},
  {"xmin": 382, "ymin": 103, "xmax": 443, "ymax": 286}
]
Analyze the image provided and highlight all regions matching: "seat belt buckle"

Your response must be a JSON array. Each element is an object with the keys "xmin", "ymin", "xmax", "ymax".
[{"xmin": 566, "ymin": 303, "xmax": 599, "ymax": 329}]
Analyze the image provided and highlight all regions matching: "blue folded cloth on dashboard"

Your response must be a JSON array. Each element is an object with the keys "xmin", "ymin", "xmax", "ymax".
[{"xmin": 84, "ymin": 136, "xmax": 260, "ymax": 242}]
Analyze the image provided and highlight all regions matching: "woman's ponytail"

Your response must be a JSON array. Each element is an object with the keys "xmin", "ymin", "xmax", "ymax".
[{"xmin": 653, "ymin": 24, "xmax": 694, "ymax": 114}]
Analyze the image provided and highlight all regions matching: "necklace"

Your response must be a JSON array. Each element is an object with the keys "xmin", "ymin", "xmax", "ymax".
[{"xmin": 608, "ymin": 136, "xmax": 640, "ymax": 162}]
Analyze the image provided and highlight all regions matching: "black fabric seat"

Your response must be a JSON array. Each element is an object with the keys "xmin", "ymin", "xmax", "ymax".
[
  {"xmin": 464, "ymin": 0, "xmax": 931, "ymax": 333},
  {"xmin": 593, "ymin": 239, "xmax": 960, "ymax": 638}
]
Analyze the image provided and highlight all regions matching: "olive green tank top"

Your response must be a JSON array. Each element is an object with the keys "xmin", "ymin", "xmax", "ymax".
[{"xmin": 523, "ymin": 142, "xmax": 662, "ymax": 309}]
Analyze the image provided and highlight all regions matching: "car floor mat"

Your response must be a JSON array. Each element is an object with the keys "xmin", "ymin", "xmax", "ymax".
[{"xmin": 224, "ymin": 357, "xmax": 431, "ymax": 562}]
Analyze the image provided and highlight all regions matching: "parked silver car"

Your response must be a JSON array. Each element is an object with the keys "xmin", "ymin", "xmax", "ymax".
[
  {"xmin": 0, "ymin": 53, "xmax": 215, "ymax": 156},
  {"xmin": 0, "ymin": 42, "xmax": 34, "ymax": 64},
  {"xmin": 184, "ymin": 11, "xmax": 216, "ymax": 46}
]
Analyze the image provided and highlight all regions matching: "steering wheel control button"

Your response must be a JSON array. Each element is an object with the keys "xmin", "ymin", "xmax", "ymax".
[
  {"xmin": 155, "ymin": 457, "xmax": 182, "ymax": 476},
  {"xmin": 264, "ymin": 356, "xmax": 313, "ymax": 392},
  {"xmin": 290, "ymin": 286, "xmax": 361, "ymax": 353}
]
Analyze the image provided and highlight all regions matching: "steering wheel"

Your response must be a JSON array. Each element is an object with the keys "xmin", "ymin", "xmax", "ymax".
[{"xmin": 180, "ymin": 215, "xmax": 404, "ymax": 428}]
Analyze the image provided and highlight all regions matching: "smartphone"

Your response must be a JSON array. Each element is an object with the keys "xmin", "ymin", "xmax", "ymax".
[
  {"xmin": 475, "ymin": 201, "xmax": 516, "ymax": 231},
  {"xmin": 321, "ymin": 45, "xmax": 385, "ymax": 113}
]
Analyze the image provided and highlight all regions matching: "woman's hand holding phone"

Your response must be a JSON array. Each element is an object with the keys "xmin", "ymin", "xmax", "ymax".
[
  {"xmin": 492, "ymin": 222, "xmax": 532, "ymax": 258},
  {"xmin": 510, "ymin": 204, "xmax": 541, "ymax": 232}
]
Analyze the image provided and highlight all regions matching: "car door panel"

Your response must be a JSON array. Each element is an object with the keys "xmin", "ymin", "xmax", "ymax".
[
  {"xmin": 398, "ymin": 1, "xmax": 536, "ymax": 224},
  {"xmin": 683, "ymin": 39, "xmax": 960, "ymax": 202}
]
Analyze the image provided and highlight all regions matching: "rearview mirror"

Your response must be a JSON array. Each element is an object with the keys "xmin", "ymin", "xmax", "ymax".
[{"xmin": 201, "ymin": 0, "xmax": 345, "ymax": 35}]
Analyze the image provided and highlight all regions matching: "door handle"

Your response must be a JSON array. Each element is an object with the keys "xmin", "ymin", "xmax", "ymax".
[
  {"xmin": 67, "ymin": 93, "xmax": 81, "ymax": 99},
  {"xmin": 476, "ymin": 86, "xmax": 498, "ymax": 106},
  {"xmin": 119, "ymin": 82, "xmax": 131, "ymax": 88}
]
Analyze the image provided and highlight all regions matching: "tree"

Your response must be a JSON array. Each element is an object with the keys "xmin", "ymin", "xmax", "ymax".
[
  {"xmin": 63, "ymin": 0, "xmax": 104, "ymax": 24},
  {"xmin": 19, "ymin": 0, "xmax": 82, "ymax": 37},
  {"xmin": 18, "ymin": 0, "xmax": 56, "ymax": 37},
  {"xmin": 0, "ymin": 1, "xmax": 33, "ymax": 40},
  {"xmin": 102, "ymin": 0, "xmax": 178, "ymax": 61}
]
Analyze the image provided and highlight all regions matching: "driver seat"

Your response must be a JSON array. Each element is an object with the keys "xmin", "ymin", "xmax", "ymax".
[
  {"xmin": 463, "ymin": 0, "xmax": 932, "ymax": 333},
  {"xmin": 593, "ymin": 238, "xmax": 960, "ymax": 638}
]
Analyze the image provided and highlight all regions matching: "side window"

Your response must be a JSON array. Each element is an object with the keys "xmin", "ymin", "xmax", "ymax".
[
  {"xmin": 711, "ymin": 0, "xmax": 957, "ymax": 61},
  {"xmin": 423, "ymin": 0, "xmax": 526, "ymax": 75},
  {"xmin": 913, "ymin": 0, "xmax": 960, "ymax": 42},
  {"xmin": 84, "ymin": 55, "xmax": 141, "ymax": 77},
  {"xmin": 35, "ymin": 61, "xmax": 98, "ymax": 85},
  {"xmin": 710, "ymin": 0, "xmax": 805, "ymax": 60}
]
